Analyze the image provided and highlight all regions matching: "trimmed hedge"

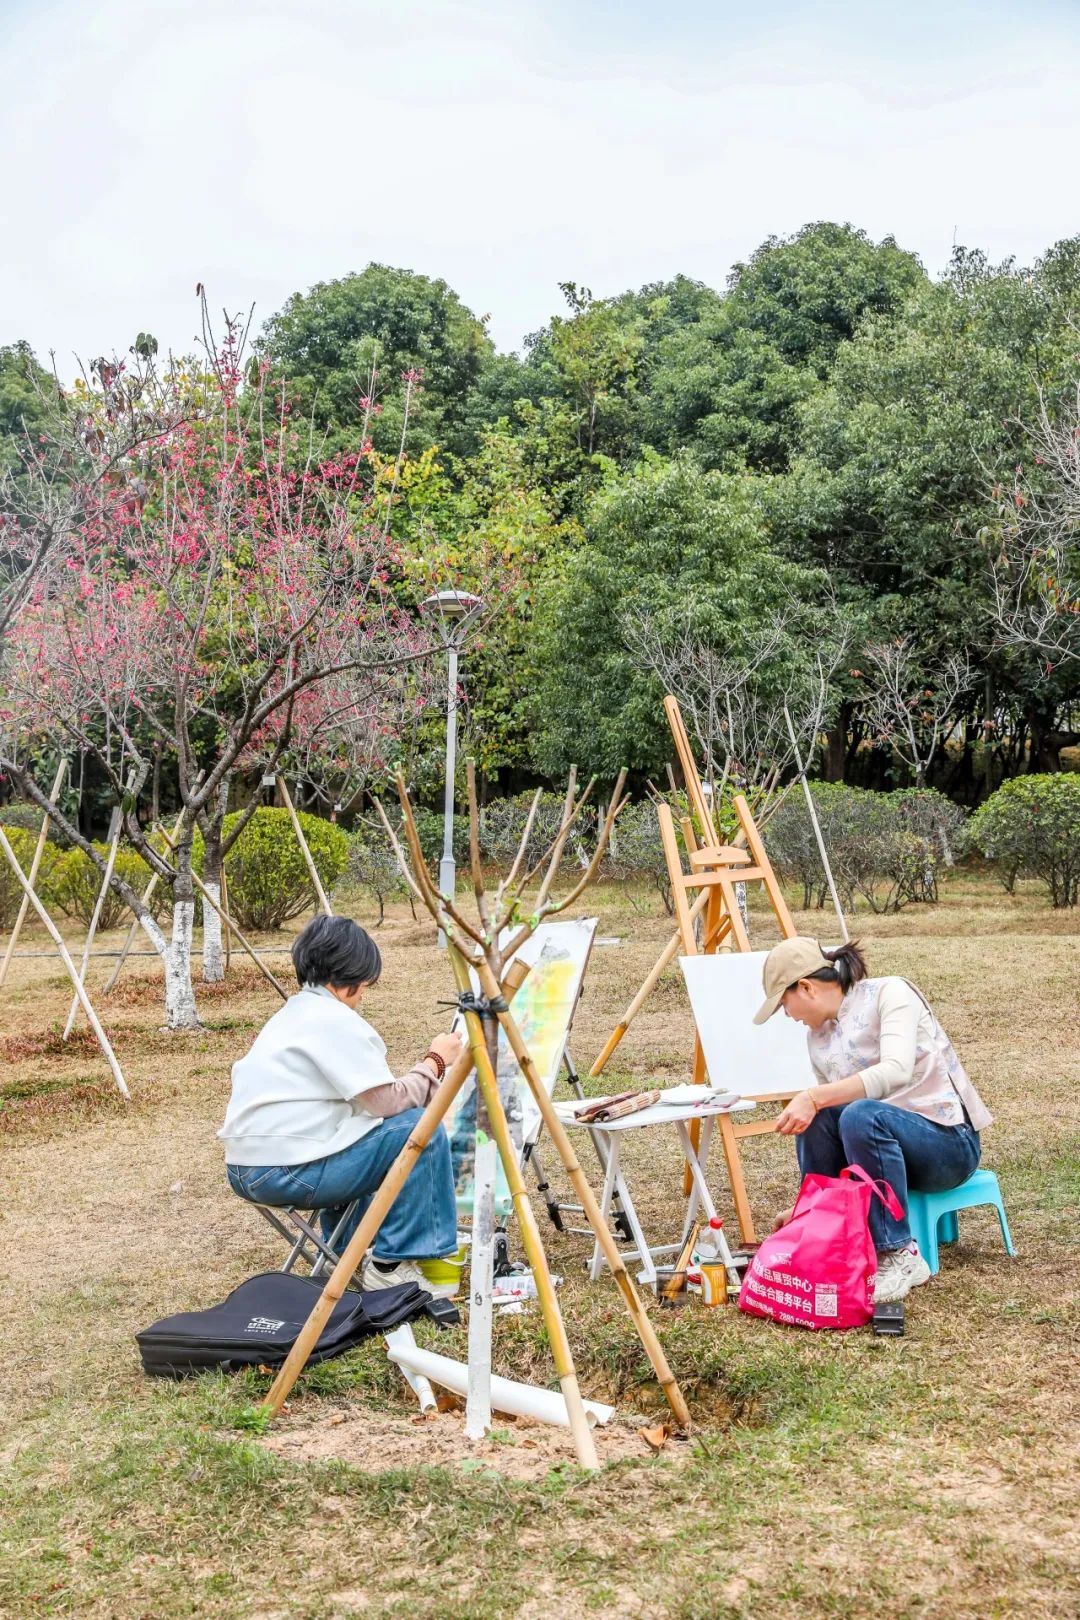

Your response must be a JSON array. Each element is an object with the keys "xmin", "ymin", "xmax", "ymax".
[
  {"xmin": 218, "ymin": 807, "xmax": 349, "ymax": 930},
  {"xmin": 49, "ymin": 845, "xmax": 152, "ymax": 930},
  {"xmin": 0, "ymin": 827, "xmax": 62, "ymax": 928},
  {"xmin": 969, "ymin": 774, "xmax": 1080, "ymax": 908},
  {"xmin": 765, "ymin": 784, "xmax": 966, "ymax": 915}
]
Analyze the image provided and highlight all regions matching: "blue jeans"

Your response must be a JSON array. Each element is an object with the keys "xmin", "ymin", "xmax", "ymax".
[
  {"xmin": 227, "ymin": 1109, "xmax": 457, "ymax": 1263},
  {"xmin": 796, "ymin": 1098, "xmax": 980, "ymax": 1250}
]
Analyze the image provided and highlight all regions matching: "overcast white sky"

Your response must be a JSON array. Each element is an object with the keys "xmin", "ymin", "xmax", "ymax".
[{"xmin": 3, "ymin": 0, "xmax": 1079, "ymax": 372}]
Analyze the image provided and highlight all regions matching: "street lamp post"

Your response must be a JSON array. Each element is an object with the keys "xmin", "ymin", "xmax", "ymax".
[{"xmin": 420, "ymin": 589, "xmax": 483, "ymax": 945}]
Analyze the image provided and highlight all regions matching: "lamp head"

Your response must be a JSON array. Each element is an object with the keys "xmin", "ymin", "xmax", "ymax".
[
  {"xmin": 420, "ymin": 588, "xmax": 484, "ymax": 645},
  {"xmin": 420, "ymin": 589, "xmax": 483, "ymax": 622}
]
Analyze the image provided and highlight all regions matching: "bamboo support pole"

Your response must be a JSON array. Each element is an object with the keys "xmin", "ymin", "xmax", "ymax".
[
  {"xmin": 0, "ymin": 758, "xmax": 67, "ymax": 991},
  {"xmin": 475, "ymin": 957, "xmax": 692, "ymax": 1431},
  {"xmin": 221, "ymin": 861, "xmax": 231, "ymax": 975},
  {"xmin": 277, "ymin": 776, "xmax": 331, "ymax": 915},
  {"xmin": 783, "ymin": 705, "xmax": 849, "ymax": 942},
  {"xmin": 448, "ymin": 944, "xmax": 599, "ymax": 1470},
  {"xmin": 259, "ymin": 957, "xmax": 531, "ymax": 1421},
  {"xmin": 104, "ymin": 811, "xmax": 185, "ymax": 993},
  {"xmin": 588, "ymin": 888, "xmax": 709, "ymax": 1078},
  {"xmin": 63, "ymin": 815, "xmax": 120, "ymax": 1039},
  {"xmin": 0, "ymin": 827, "xmax": 129, "ymax": 1099}
]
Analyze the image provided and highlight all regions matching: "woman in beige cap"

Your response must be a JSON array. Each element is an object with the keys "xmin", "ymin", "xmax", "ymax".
[{"xmin": 754, "ymin": 936, "xmax": 992, "ymax": 1303}]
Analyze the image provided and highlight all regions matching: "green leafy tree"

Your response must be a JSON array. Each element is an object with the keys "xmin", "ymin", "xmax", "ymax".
[
  {"xmin": 768, "ymin": 241, "xmax": 1080, "ymax": 783},
  {"xmin": 531, "ymin": 450, "xmax": 824, "ymax": 777},
  {"xmin": 0, "ymin": 342, "xmax": 56, "ymax": 477},
  {"xmin": 260, "ymin": 264, "xmax": 496, "ymax": 459},
  {"xmin": 645, "ymin": 224, "xmax": 925, "ymax": 472}
]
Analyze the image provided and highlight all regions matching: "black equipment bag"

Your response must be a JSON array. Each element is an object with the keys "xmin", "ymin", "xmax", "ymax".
[{"xmin": 136, "ymin": 1271, "xmax": 428, "ymax": 1379}]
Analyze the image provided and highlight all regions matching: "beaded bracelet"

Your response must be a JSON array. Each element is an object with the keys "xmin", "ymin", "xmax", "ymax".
[{"xmin": 424, "ymin": 1049, "xmax": 446, "ymax": 1079}]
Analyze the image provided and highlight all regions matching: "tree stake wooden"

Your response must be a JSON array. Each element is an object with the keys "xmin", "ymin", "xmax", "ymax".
[{"xmin": 0, "ymin": 757, "xmax": 67, "ymax": 991}]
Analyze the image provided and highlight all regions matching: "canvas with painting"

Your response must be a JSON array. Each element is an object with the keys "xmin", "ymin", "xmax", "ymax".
[{"xmin": 447, "ymin": 917, "xmax": 597, "ymax": 1215}]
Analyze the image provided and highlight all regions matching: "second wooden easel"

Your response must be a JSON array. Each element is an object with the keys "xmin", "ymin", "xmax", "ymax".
[{"xmin": 595, "ymin": 695, "xmax": 799, "ymax": 1245}]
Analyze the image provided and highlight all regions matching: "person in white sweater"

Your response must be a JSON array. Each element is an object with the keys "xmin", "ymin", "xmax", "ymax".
[
  {"xmin": 754, "ymin": 936, "xmax": 992, "ymax": 1304},
  {"xmin": 220, "ymin": 914, "xmax": 461, "ymax": 1296}
]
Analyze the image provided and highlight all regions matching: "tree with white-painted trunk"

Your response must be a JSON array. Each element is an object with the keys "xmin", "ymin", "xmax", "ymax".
[{"xmin": 0, "ymin": 298, "xmax": 437, "ymax": 1030}]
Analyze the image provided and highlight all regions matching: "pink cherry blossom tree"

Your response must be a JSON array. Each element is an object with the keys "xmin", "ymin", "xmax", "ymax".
[{"xmin": 0, "ymin": 309, "xmax": 438, "ymax": 1029}]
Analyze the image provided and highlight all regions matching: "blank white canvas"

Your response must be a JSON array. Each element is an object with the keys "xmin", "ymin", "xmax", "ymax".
[{"xmin": 679, "ymin": 953, "xmax": 815, "ymax": 1098}]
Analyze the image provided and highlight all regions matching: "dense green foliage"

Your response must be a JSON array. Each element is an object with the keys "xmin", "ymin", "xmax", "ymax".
[
  {"xmin": 250, "ymin": 225, "xmax": 1080, "ymax": 797},
  {"xmin": 969, "ymin": 775, "xmax": 1080, "ymax": 907},
  {"xmin": 9, "ymin": 223, "xmax": 1079, "ymax": 829},
  {"xmin": 215, "ymin": 808, "xmax": 349, "ymax": 931}
]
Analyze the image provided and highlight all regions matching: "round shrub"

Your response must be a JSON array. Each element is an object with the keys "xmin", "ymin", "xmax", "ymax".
[
  {"xmin": 220, "ymin": 807, "xmax": 349, "ymax": 931},
  {"xmin": 340, "ymin": 830, "xmax": 415, "ymax": 925},
  {"xmin": 969, "ymin": 774, "xmax": 1080, "ymax": 908},
  {"xmin": 764, "ymin": 784, "xmax": 963, "ymax": 915},
  {"xmin": 0, "ymin": 826, "xmax": 63, "ymax": 928},
  {"xmin": 49, "ymin": 844, "xmax": 150, "ymax": 929},
  {"xmin": 763, "ymin": 782, "xmax": 855, "ymax": 910},
  {"xmin": 0, "ymin": 801, "xmax": 52, "ymax": 837}
]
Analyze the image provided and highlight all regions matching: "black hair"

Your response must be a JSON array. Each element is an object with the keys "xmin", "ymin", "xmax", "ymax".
[
  {"xmin": 291, "ymin": 914, "xmax": 382, "ymax": 991},
  {"xmin": 803, "ymin": 940, "xmax": 867, "ymax": 995}
]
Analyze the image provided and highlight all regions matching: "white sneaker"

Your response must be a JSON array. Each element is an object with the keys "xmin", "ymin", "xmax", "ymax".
[
  {"xmin": 361, "ymin": 1258, "xmax": 436, "ymax": 1296},
  {"xmin": 873, "ymin": 1242, "xmax": 931, "ymax": 1304}
]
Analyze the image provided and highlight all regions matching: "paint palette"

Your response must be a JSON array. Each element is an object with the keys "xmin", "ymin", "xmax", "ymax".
[{"xmin": 656, "ymin": 1084, "xmax": 741, "ymax": 1108}]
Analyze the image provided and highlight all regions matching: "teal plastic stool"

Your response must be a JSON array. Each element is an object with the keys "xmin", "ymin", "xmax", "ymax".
[{"xmin": 907, "ymin": 1169, "xmax": 1016, "ymax": 1274}]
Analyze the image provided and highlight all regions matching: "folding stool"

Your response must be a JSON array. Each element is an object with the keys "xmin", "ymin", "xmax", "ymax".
[{"xmin": 250, "ymin": 1199, "xmax": 362, "ymax": 1280}]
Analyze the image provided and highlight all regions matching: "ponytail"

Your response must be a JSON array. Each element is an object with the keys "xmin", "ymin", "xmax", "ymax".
[{"xmin": 806, "ymin": 940, "xmax": 867, "ymax": 994}]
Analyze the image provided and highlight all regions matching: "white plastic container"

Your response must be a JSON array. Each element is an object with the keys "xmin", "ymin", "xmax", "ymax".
[{"xmin": 696, "ymin": 1217, "xmax": 727, "ymax": 1307}]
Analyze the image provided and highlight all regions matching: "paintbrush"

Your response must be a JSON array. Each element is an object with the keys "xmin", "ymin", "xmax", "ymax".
[{"xmin": 661, "ymin": 1221, "xmax": 700, "ymax": 1305}]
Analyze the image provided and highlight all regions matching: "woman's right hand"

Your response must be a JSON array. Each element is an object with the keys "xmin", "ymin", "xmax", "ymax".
[
  {"xmin": 771, "ymin": 1206, "xmax": 795, "ymax": 1233},
  {"xmin": 428, "ymin": 1031, "xmax": 463, "ymax": 1068}
]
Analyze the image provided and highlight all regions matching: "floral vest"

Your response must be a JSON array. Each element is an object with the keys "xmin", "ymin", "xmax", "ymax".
[{"xmin": 807, "ymin": 977, "xmax": 992, "ymax": 1130}]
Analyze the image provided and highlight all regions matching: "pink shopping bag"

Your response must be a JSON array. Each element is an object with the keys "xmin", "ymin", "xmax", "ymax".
[{"xmin": 739, "ymin": 1165, "xmax": 903, "ymax": 1331}]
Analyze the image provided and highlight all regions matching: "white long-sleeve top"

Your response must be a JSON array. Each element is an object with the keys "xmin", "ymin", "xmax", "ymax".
[
  {"xmin": 807, "ymin": 976, "xmax": 992, "ymax": 1129},
  {"xmin": 219, "ymin": 985, "xmax": 439, "ymax": 1167}
]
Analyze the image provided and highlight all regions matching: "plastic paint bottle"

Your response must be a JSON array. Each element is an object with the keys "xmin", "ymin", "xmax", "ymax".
[{"xmin": 697, "ymin": 1217, "xmax": 727, "ymax": 1308}]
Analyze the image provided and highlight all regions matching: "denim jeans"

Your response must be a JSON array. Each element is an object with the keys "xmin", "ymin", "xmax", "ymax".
[
  {"xmin": 795, "ymin": 1098, "xmax": 980, "ymax": 1250},
  {"xmin": 227, "ymin": 1109, "xmax": 457, "ymax": 1263}
]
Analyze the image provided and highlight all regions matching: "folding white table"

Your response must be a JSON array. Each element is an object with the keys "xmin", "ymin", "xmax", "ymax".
[{"xmin": 554, "ymin": 1091, "xmax": 756, "ymax": 1290}]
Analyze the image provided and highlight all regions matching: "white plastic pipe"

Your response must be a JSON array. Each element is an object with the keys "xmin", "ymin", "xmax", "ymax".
[
  {"xmin": 386, "ymin": 1329, "xmax": 437, "ymax": 1413},
  {"xmin": 384, "ymin": 1327, "xmax": 614, "ymax": 1430}
]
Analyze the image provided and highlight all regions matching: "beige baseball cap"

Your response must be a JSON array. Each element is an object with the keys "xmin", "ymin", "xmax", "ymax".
[{"xmin": 752, "ymin": 936, "xmax": 832, "ymax": 1025}]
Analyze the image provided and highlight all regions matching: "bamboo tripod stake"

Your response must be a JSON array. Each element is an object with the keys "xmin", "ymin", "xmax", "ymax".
[
  {"xmin": 0, "ymin": 827, "xmax": 129, "ymax": 1098},
  {"xmin": 104, "ymin": 811, "xmax": 186, "ymax": 993},
  {"xmin": 0, "ymin": 758, "xmax": 67, "ymax": 991},
  {"xmin": 63, "ymin": 811, "xmax": 121, "ymax": 1039},
  {"xmin": 447, "ymin": 945, "xmax": 599, "ymax": 1470},
  {"xmin": 277, "ymin": 776, "xmax": 332, "ymax": 915},
  {"xmin": 472, "ymin": 957, "xmax": 692, "ymax": 1429},
  {"xmin": 379, "ymin": 766, "xmax": 692, "ymax": 1436}
]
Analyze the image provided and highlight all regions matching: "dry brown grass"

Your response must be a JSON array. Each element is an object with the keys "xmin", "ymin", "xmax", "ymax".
[{"xmin": 0, "ymin": 874, "xmax": 1078, "ymax": 1619}]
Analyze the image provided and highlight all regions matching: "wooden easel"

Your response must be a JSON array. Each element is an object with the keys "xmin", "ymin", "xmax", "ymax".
[
  {"xmin": 592, "ymin": 696, "xmax": 798, "ymax": 1245},
  {"xmin": 662, "ymin": 695, "xmax": 798, "ymax": 1243}
]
